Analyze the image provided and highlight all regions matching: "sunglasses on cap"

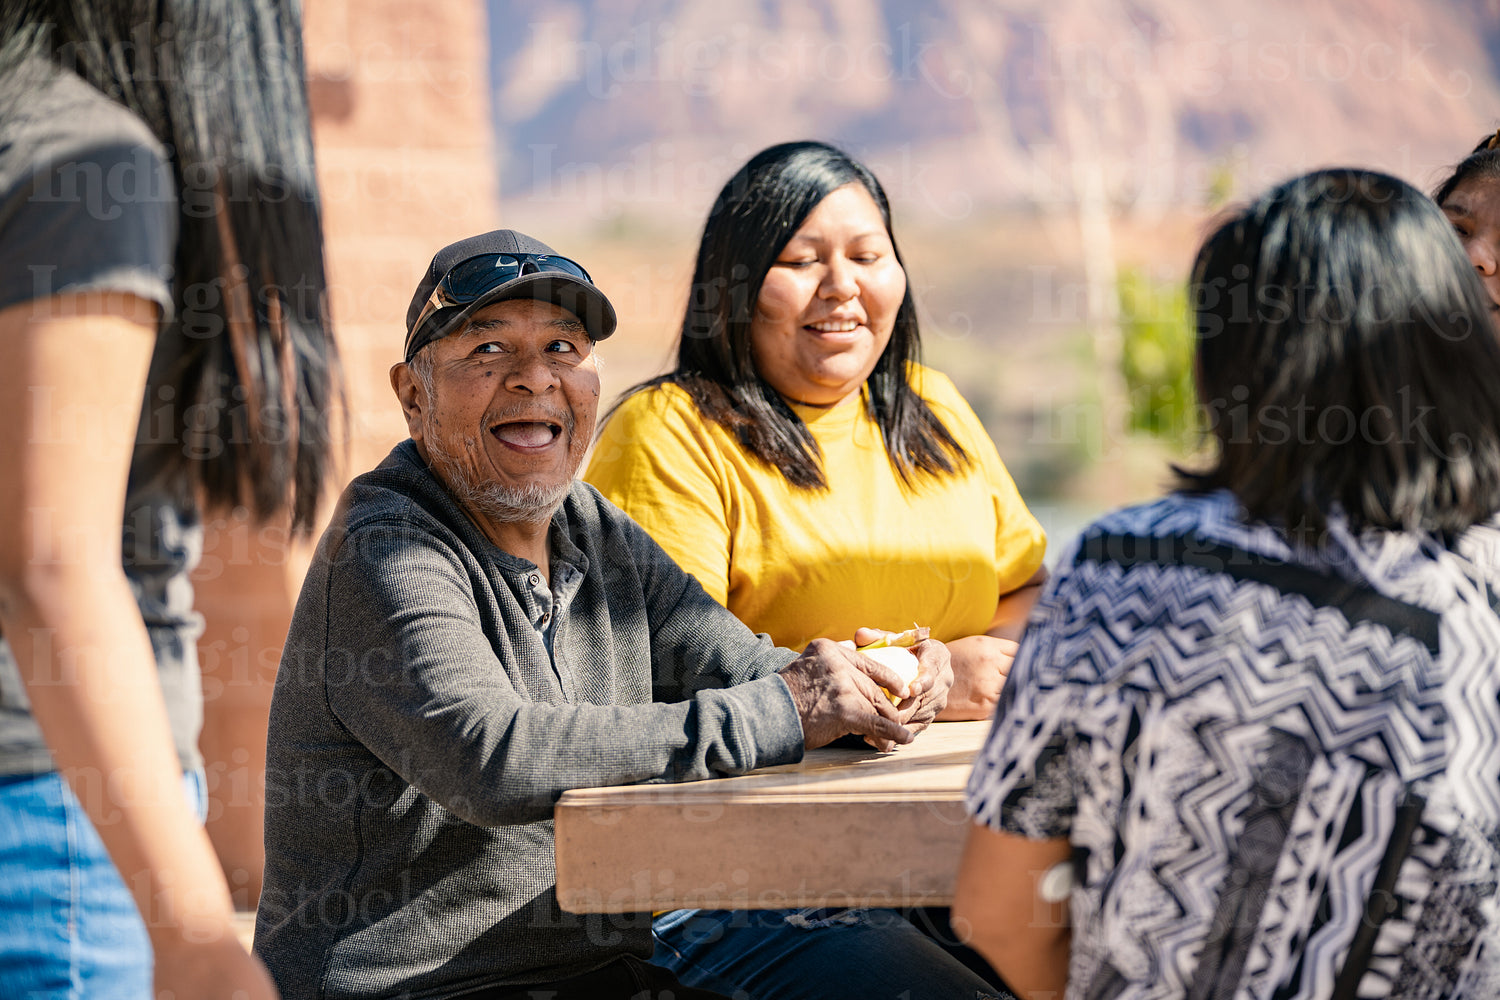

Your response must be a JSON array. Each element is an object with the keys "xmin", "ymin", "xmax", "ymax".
[{"xmin": 410, "ymin": 252, "xmax": 596, "ymax": 347}]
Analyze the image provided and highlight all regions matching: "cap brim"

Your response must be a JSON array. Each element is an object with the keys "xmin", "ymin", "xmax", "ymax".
[
  {"xmin": 479, "ymin": 273, "xmax": 617, "ymax": 341},
  {"xmin": 409, "ymin": 272, "xmax": 617, "ymax": 360}
]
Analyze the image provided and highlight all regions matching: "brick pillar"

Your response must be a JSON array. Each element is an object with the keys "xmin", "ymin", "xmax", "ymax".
[{"xmin": 193, "ymin": 0, "xmax": 499, "ymax": 909}]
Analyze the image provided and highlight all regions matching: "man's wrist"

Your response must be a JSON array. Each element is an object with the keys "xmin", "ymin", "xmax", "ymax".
[{"xmin": 777, "ymin": 660, "xmax": 810, "ymax": 719}]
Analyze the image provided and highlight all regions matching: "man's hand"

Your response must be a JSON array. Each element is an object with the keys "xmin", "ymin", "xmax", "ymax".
[
  {"xmin": 851, "ymin": 627, "xmax": 953, "ymax": 736},
  {"xmin": 937, "ymin": 634, "xmax": 1019, "ymax": 721},
  {"xmin": 779, "ymin": 638, "xmax": 915, "ymax": 751}
]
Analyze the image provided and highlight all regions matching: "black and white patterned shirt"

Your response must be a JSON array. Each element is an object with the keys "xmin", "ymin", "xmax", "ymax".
[{"xmin": 967, "ymin": 490, "xmax": 1500, "ymax": 1000}]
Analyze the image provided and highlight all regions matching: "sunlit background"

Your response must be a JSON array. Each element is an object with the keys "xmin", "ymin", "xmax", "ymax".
[
  {"xmin": 489, "ymin": 0, "xmax": 1500, "ymax": 539},
  {"xmin": 203, "ymin": 0, "xmax": 1500, "ymax": 909}
]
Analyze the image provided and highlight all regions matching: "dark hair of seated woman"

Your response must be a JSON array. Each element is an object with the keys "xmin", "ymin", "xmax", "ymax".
[
  {"xmin": 610, "ymin": 140, "xmax": 969, "ymax": 490},
  {"xmin": 1177, "ymin": 167, "xmax": 1500, "ymax": 538}
]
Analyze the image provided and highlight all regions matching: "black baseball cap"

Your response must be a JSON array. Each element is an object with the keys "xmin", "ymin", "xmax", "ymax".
[{"xmin": 403, "ymin": 229, "xmax": 617, "ymax": 362}]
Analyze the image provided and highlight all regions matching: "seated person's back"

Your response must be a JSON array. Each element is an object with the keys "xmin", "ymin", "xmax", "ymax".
[{"xmin": 957, "ymin": 168, "xmax": 1500, "ymax": 999}]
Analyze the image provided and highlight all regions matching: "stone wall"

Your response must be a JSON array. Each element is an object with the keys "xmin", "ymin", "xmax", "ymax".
[{"xmin": 192, "ymin": 0, "xmax": 498, "ymax": 908}]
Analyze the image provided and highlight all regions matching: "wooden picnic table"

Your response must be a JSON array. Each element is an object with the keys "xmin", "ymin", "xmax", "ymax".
[{"xmin": 553, "ymin": 719, "xmax": 991, "ymax": 914}]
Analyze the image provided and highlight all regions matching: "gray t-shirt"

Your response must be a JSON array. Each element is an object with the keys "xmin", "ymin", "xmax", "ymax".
[{"xmin": 0, "ymin": 58, "xmax": 204, "ymax": 774}]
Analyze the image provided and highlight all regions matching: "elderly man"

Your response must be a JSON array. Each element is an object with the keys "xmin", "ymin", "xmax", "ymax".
[{"xmin": 252, "ymin": 230, "xmax": 954, "ymax": 1000}]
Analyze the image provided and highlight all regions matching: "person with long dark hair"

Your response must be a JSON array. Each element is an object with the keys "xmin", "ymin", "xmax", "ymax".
[
  {"xmin": 588, "ymin": 140, "xmax": 1045, "ymax": 719},
  {"xmin": 586, "ymin": 141, "xmax": 1040, "ymax": 998},
  {"xmin": 0, "ymin": 3, "xmax": 338, "ymax": 998},
  {"xmin": 956, "ymin": 169, "xmax": 1500, "ymax": 998},
  {"xmin": 1436, "ymin": 129, "xmax": 1500, "ymax": 314}
]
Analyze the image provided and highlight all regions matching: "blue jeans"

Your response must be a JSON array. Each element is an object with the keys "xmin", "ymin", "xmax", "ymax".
[
  {"xmin": 0, "ymin": 769, "xmax": 207, "ymax": 1000},
  {"xmin": 652, "ymin": 907, "xmax": 1011, "ymax": 1000}
]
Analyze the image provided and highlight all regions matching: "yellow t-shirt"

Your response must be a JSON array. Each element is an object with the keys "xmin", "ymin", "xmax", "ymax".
[{"xmin": 585, "ymin": 366, "xmax": 1046, "ymax": 651}]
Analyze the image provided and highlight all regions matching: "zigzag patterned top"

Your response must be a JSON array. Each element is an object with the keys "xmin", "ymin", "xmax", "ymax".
[{"xmin": 966, "ymin": 490, "xmax": 1500, "ymax": 1000}]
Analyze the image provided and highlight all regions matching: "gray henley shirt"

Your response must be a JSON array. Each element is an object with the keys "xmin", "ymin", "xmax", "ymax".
[{"xmin": 254, "ymin": 440, "xmax": 804, "ymax": 999}]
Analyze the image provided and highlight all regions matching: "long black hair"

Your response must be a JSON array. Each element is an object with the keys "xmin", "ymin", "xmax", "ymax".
[
  {"xmin": 1434, "ymin": 129, "xmax": 1500, "ymax": 206},
  {"xmin": 1, "ymin": 0, "xmax": 339, "ymax": 529},
  {"xmin": 1179, "ymin": 168, "xmax": 1500, "ymax": 536},
  {"xmin": 611, "ymin": 140, "xmax": 968, "ymax": 491}
]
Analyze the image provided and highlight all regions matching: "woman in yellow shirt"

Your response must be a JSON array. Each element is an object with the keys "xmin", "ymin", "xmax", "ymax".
[
  {"xmin": 588, "ymin": 142, "xmax": 1046, "ymax": 719},
  {"xmin": 587, "ymin": 141, "xmax": 1043, "ymax": 1000}
]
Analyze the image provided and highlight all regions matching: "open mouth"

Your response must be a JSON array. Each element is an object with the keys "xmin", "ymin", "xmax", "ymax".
[{"xmin": 490, "ymin": 419, "xmax": 563, "ymax": 449}]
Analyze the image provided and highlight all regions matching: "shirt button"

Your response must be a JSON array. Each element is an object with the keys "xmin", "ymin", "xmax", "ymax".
[{"xmin": 528, "ymin": 573, "xmax": 540, "ymax": 586}]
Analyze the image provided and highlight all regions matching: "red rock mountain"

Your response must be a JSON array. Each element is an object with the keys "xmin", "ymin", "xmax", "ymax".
[{"xmin": 489, "ymin": 0, "xmax": 1500, "ymax": 221}]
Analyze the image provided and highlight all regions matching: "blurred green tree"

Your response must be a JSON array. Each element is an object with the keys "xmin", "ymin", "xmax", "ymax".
[
  {"xmin": 1118, "ymin": 268, "xmax": 1198, "ymax": 452},
  {"xmin": 1205, "ymin": 160, "xmax": 1237, "ymax": 209}
]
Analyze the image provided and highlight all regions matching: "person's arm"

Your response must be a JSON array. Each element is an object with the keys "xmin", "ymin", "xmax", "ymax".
[
  {"xmin": 952, "ymin": 824, "xmax": 1072, "ymax": 999},
  {"xmin": 942, "ymin": 565, "xmax": 1048, "ymax": 720},
  {"xmin": 601, "ymin": 495, "xmax": 924, "ymax": 751},
  {"xmin": 959, "ymin": 560, "xmax": 1082, "ymax": 1000},
  {"xmin": 0, "ymin": 294, "xmax": 276, "ymax": 999},
  {"xmin": 988, "ymin": 565, "xmax": 1049, "ymax": 642},
  {"xmin": 319, "ymin": 518, "xmax": 885, "ymax": 825}
]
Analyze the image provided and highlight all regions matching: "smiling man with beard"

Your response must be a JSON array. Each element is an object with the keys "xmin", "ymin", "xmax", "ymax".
[{"xmin": 251, "ymin": 230, "xmax": 953, "ymax": 1000}]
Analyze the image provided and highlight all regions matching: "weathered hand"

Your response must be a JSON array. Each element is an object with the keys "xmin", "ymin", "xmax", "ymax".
[
  {"xmin": 779, "ymin": 638, "xmax": 914, "ymax": 751},
  {"xmin": 937, "ymin": 634, "xmax": 1020, "ymax": 721},
  {"xmin": 851, "ymin": 627, "xmax": 953, "ymax": 736}
]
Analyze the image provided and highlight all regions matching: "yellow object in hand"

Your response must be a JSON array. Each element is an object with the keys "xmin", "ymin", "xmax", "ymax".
[{"xmin": 858, "ymin": 626, "xmax": 928, "ymax": 704}]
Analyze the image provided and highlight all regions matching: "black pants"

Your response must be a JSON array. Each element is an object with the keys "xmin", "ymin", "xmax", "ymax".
[
  {"xmin": 468, "ymin": 955, "xmax": 739, "ymax": 1000},
  {"xmin": 903, "ymin": 905, "xmax": 1015, "ymax": 995}
]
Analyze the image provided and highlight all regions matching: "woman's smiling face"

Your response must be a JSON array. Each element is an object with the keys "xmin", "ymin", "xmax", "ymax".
[
  {"xmin": 1442, "ymin": 175, "xmax": 1500, "ymax": 314},
  {"xmin": 748, "ymin": 183, "xmax": 908, "ymax": 407}
]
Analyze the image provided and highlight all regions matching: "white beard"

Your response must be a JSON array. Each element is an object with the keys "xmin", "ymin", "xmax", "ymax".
[{"xmin": 427, "ymin": 434, "xmax": 573, "ymax": 525}]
